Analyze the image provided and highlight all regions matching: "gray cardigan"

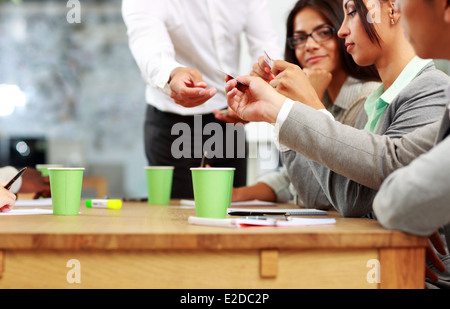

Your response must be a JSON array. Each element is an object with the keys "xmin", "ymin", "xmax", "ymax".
[
  {"xmin": 258, "ymin": 77, "xmax": 379, "ymax": 205},
  {"xmin": 373, "ymin": 104, "xmax": 450, "ymax": 236},
  {"xmin": 279, "ymin": 62, "xmax": 450, "ymax": 217}
]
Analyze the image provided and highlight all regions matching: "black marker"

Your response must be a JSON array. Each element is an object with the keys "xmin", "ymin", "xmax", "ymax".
[{"xmin": 4, "ymin": 167, "xmax": 27, "ymax": 190}]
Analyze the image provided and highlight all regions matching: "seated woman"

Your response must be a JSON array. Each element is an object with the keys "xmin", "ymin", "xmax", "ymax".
[
  {"xmin": 216, "ymin": 0, "xmax": 380, "ymax": 206},
  {"xmin": 224, "ymin": 0, "xmax": 450, "ymax": 217}
]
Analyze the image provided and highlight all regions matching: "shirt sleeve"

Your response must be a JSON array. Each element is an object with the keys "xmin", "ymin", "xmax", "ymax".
[
  {"xmin": 257, "ymin": 166, "xmax": 293, "ymax": 203},
  {"xmin": 243, "ymin": 0, "xmax": 283, "ymax": 61},
  {"xmin": 122, "ymin": 0, "xmax": 183, "ymax": 94},
  {"xmin": 275, "ymin": 99, "xmax": 335, "ymax": 152},
  {"xmin": 373, "ymin": 136, "xmax": 450, "ymax": 236},
  {"xmin": 279, "ymin": 78, "xmax": 446, "ymax": 217}
]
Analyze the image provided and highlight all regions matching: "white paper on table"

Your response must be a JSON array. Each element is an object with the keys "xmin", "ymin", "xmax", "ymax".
[
  {"xmin": 188, "ymin": 216, "xmax": 335, "ymax": 228},
  {"xmin": 178, "ymin": 199, "xmax": 276, "ymax": 208},
  {"xmin": 227, "ymin": 208, "xmax": 326, "ymax": 216},
  {"xmin": 14, "ymin": 198, "xmax": 52, "ymax": 207},
  {"xmin": 0, "ymin": 208, "xmax": 53, "ymax": 215}
]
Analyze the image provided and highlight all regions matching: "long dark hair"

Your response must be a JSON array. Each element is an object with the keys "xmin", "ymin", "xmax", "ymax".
[{"xmin": 284, "ymin": 0, "xmax": 380, "ymax": 82}]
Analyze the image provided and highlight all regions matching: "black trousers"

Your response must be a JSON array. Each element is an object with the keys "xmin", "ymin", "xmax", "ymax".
[{"xmin": 144, "ymin": 105, "xmax": 247, "ymax": 199}]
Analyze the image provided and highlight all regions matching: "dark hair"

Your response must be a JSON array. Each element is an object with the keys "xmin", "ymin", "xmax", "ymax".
[
  {"xmin": 353, "ymin": 0, "xmax": 382, "ymax": 46},
  {"xmin": 284, "ymin": 0, "xmax": 380, "ymax": 82}
]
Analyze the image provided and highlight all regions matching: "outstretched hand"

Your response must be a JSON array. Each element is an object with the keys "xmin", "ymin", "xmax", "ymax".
[{"xmin": 169, "ymin": 67, "xmax": 217, "ymax": 107}]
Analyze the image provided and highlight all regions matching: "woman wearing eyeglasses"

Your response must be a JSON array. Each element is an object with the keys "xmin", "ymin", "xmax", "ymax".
[
  {"xmin": 225, "ymin": 0, "xmax": 450, "ymax": 217},
  {"xmin": 229, "ymin": 0, "xmax": 380, "ymax": 206}
]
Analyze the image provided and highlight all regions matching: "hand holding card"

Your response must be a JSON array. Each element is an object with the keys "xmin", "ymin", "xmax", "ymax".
[
  {"xmin": 218, "ymin": 70, "xmax": 249, "ymax": 92},
  {"xmin": 264, "ymin": 50, "xmax": 274, "ymax": 70},
  {"xmin": 263, "ymin": 51, "xmax": 275, "ymax": 81}
]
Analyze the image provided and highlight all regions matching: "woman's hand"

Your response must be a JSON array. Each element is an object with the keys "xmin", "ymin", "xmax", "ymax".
[
  {"xmin": 226, "ymin": 76, "xmax": 286, "ymax": 124},
  {"xmin": 303, "ymin": 68, "xmax": 333, "ymax": 101},
  {"xmin": 212, "ymin": 108, "xmax": 249, "ymax": 125},
  {"xmin": 0, "ymin": 181, "xmax": 16, "ymax": 212},
  {"xmin": 250, "ymin": 55, "xmax": 275, "ymax": 82},
  {"xmin": 270, "ymin": 60, "xmax": 325, "ymax": 110}
]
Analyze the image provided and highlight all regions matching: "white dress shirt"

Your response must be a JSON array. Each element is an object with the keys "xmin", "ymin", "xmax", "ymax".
[
  {"xmin": 275, "ymin": 99, "xmax": 335, "ymax": 152},
  {"xmin": 122, "ymin": 0, "xmax": 282, "ymax": 115}
]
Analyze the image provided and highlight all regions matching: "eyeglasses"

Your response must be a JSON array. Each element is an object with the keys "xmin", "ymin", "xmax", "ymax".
[{"xmin": 287, "ymin": 25, "xmax": 336, "ymax": 49}]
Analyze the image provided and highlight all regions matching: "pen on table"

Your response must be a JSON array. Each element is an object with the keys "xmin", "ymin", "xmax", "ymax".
[
  {"xmin": 228, "ymin": 211, "xmax": 287, "ymax": 216},
  {"xmin": 4, "ymin": 167, "xmax": 27, "ymax": 190},
  {"xmin": 122, "ymin": 197, "xmax": 147, "ymax": 202},
  {"xmin": 244, "ymin": 215, "xmax": 291, "ymax": 221}
]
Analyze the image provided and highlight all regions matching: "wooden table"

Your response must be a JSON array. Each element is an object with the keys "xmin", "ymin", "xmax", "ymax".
[{"xmin": 0, "ymin": 200, "xmax": 427, "ymax": 289}]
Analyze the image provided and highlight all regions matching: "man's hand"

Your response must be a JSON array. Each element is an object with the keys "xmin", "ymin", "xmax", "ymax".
[{"xmin": 169, "ymin": 67, "xmax": 217, "ymax": 107}]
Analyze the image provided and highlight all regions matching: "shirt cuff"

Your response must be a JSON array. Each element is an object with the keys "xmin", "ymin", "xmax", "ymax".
[
  {"xmin": 318, "ymin": 108, "xmax": 335, "ymax": 121},
  {"xmin": 153, "ymin": 58, "xmax": 185, "ymax": 96},
  {"xmin": 273, "ymin": 100, "xmax": 335, "ymax": 152},
  {"xmin": 273, "ymin": 98, "xmax": 295, "ymax": 152},
  {"xmin": 275, "ymin": 98, "xmax": 295, "ymax": 128}
]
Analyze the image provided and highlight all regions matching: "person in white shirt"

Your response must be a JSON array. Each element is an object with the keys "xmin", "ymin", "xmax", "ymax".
[{"xmin": 122, "ymin": 0, "xmax": 282, "ymax": 198}]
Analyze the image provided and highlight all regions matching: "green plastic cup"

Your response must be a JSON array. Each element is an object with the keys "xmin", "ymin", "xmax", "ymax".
[
  {"xmin": 36, "ymin": 164, "xmax": 63, "ymax": 177},
  {"xmin": 48, "ymin": 168, "xmax": 85, "ymax": 215},
  {"xmin": 145, "ymin": 166, "xmax": 174, "ymax": 205},
  {"xmin": 191, "ymin": 167, "xmax": 235, "ymax": 218}
]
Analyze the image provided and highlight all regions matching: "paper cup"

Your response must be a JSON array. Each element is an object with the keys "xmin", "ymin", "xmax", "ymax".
[
  {"xmin": 48, "ymin": 168, "xmax": 85, "ymax": 215},
  {"xmin": 191, "ymin": 167, "xmax": 235, "ymax": 218},
  {"xmin": 145, "ymin": 166, "xmax": 174, "ymax": 205},
  {"xmin": 36, "ymin": 164, "xmax": 63, "ymax": 177}
]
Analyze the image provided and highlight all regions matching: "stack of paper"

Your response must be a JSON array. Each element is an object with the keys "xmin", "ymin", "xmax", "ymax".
[
  {"xmin": 0, "ymin": 208, "xmax": 53, "ymax": 215},
  {"xmin": 227, "ymin": 208, "xmax": 326, "ymax": 216},
  {"xmin": 188, "ymin": 216, "xmax": 335, "ymax": 228},
  {"xmin": 14, "ymin": 198, "xmax": 52, "ymax": 207}
]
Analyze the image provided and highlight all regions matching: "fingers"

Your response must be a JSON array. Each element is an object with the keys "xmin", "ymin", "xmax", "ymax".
[
  {"xmin": 271, "ymin": 59, "xmax": 292, "ymax": 76},
  {"xmin": 0, "ymin": 204, "xmax": 13, "ymax": 213},
  {"xmin": 170, "ymin": 86, "xmax": 217, "ymax": 108},
  {"xmin": 429, "ymin": 231, "xmax": 448, "ymax": 255},
  {"xmin": 251, "ymin": 56, "xmax": 274, "ymax": 82},
  {"xmin": 212, "ymin": 108, "xmax": 248, "ymax": 125},
  {"xmin": 169, "ymin": 67, "xmax": 217, "ymax": 107},
  {"xmin": 427, "ymin": 242, "xmax": 446, "ymax": 272},
  {"xmin": 426, "ymin": 265, "xmax": 439, "ymax": 282},
  {"xmin": 0, "ymin": 187, "xmax": 16, "ymax": 212}
]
